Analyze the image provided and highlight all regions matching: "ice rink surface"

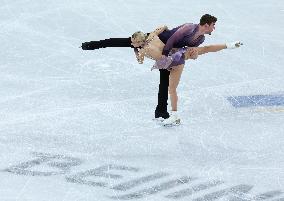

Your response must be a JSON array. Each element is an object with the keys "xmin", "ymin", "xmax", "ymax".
[{"xmin": 1, "ymin": 0, "xmax": 284, "ymax": 200}]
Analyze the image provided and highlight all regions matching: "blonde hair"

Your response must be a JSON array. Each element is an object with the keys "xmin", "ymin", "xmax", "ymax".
[{"xmin": 131, "ymin": 31, "xmax": 147, "ymax": 42}]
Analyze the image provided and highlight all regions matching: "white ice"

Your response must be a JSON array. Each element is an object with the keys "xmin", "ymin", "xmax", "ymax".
[{"xmin": 0, "ymin": 0, "xmax": 284, "ymax": 201}]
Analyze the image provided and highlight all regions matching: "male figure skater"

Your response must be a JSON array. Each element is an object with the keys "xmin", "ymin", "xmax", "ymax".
[{"xmin": 81, "ymin": 14, "xmax": 218, "ymax": 122}]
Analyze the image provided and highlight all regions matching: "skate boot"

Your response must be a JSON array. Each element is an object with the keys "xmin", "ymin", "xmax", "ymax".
[
  {"xmin": 154, "ymin": 110, "xmax": 170, "ymax": 123},
  {"xmin": 162, "ymin": 111, "xmax": 181, "ymax": 127}
]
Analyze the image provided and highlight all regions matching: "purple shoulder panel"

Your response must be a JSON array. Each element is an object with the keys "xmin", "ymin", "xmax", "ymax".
[{"xmin": 162, "ymin": 23, "xmax": 196, "ymax": 56}]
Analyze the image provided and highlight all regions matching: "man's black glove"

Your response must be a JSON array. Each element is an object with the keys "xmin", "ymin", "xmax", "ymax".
[
  {"xmin": 162, "ymin": 49, "xmax": 170, "ymax": 57},
  {"xmin": 81, "ymin": 41, "xmax": 96, "ymax": 50}
]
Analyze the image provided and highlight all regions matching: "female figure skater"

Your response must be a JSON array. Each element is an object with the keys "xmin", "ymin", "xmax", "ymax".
[{"xmin": 130, "ymin": 26, "xmax": 242, "ymax": 125}]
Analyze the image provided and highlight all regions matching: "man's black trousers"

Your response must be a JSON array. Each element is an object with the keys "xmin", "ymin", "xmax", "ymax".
[{"xmin": 82, "ymin": 37, "xmax": 170, "ymax": 118}]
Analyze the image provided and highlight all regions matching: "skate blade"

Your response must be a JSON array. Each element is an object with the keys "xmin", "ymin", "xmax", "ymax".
[
  {"xmin": 152, "ymin": 117, "xmax": 165, "ymax": 123},
  {"xmin": 163, "ymin": 119, "xmax": 181, "ymax": 127}
]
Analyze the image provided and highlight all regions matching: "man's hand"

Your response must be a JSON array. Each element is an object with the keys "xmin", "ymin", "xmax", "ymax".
[{"xmin": 187, "ymin": 48, "xmax": 198, "ymax": 60}]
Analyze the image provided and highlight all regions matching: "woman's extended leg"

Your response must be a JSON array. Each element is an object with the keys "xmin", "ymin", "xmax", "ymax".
[
  {"xmin": 169, "ymin": 64, "xmax": 185, "ymax": 111},
  {"xmin": 168, "ymin": 45, "xmax": 227, "ymax": 109},
  {"xmin": 184, "ymin": 44, "xmax": 232, "ymax": 60},
  {"xmin": 81, "ymin": 38, "xmax": 134, "ymax": 50}
]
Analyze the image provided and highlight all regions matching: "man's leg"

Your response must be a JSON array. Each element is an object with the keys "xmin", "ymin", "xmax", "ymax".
[
  {"xmin": 155, "ymin": 69, "xmax": 170, "ymax": 119},
  {"xmin": 82, "ymin": 37, "xmax": 134, "ymax": 50}
]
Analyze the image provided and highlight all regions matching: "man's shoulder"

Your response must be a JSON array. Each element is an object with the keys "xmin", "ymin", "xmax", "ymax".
[
  {"xmin": 178, "ymin": 23, "xmax": 198, "ymax": 32},
  {"xmin": 184, "ymin": 22, "xmax": 195, "ymax": 25},
  {"xmin": 183, "ymin": 23, "xmax": 197, "ymax": 27}
]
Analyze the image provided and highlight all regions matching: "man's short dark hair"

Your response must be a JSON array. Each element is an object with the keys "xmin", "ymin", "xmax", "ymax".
[{"xmin": 200, "ymin": 14, "xmax": 217, "ymax": 25}]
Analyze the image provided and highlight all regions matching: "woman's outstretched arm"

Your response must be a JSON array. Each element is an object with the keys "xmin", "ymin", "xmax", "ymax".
[{"xmin": 153, "ymin": 25, "xmax": 169, "ymax": 35}]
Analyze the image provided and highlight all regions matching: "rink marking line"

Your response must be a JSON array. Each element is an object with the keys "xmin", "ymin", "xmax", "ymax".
[
  {"xmin": 253, "ymin": 191, "xmax": 283, "ymax": 200},
  {"xmin": 253, "ymin": 108, "xmax": 284, "ymax": 113},
  {"xmin": 111, "ymin": 172, "xmax": 170, "ymax": 191},
  {"xmin": 2, "ymin": 152, "xmax": 284, "ymax": 200},
  {"xmin": 227, "ymin": 94, "xmax": 284, "ymax": 108},
  {"xmin": 272, "ymin": 198, "xmax": 284, "ymax": 201},
  {"xmin": 109, "ymin": 176, "xmax": 196, "ymax": 200},
  {"xmin": 165, "ymin": 180, "xmax": 224, "ymax": 199}
]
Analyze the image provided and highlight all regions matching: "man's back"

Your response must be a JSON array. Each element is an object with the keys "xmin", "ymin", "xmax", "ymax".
[
  {"xmin": 158, "ymin": 23, "xmax": 205, "ymax": 56},
  {"xmin": 158, "ymin": 25, "xmax": 183, "ymax": 44}
]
